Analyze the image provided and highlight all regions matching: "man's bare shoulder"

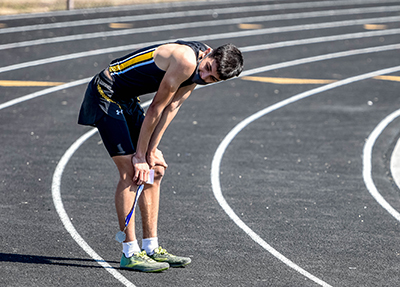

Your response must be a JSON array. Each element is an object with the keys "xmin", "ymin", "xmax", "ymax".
[
  {"xmin": 172, "ymin": 44, "xmax": 197, "ymax": 63},
  {"xmin": 154, "ymin": 44, "xmax": 196, "ymax": 71}
]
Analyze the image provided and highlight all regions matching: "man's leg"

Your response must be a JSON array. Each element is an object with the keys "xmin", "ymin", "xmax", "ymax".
[
  {"xmin": 139, "ymin": 165, "xmax": 164, "ymax": 240},
  {"xmin": 138, "ymin": 165, "xmax": 192, "ymax": 267},
  {"xmin": 113, "ymin": 154, "xmax": 138, "ymax": 243},
  {"xmin": 113, "ymin": 158, "xmax": 164, "ymax": 241},
  {"xmin": 139, "ymin": 165, "xmax": 164, "ymax": 256},
  {"xmin": 94, "ymin": 108, "xmax": 168, "ymax": 271},
  {"xmin": 113, "ymin": 155, "xmax": 169, "ymax": 272}
]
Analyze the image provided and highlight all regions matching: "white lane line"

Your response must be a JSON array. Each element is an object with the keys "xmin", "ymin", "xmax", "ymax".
[
  {"xmin": 211, "ymin": 65, "xmax": 400, "ymax": 286},
  {"xmin": 2, "ymin": 43, "xmax": 400, "ymax": 110},
  {"xmin": 1, "ymin": 2, "xmax": 398, "ymax": 35},
  {"xmin": 0, "ymin": 77, "xmax": 91, "ymax": 110},
  {"xmin": 364, "ymin": 109, "xmax": 400, "ymax": 222},
  {"xmin": 240, "ymin": 28, "xmax": 400, "ymax": 53},
  {"xmin": 52, "ymin": 98, "xmax": 152, "ymax": 286},
  {"xmin": 2, "ymin": 14, "xmax": 400, "ymax": 50},
  {"xmin": 51, "ymin": 129, "xmax": 135, "ymax": 287},
  {"xmin": 1, "ymin": 24, "xmax": 400, "ymax": 75},
  {"xmin": 2, "ymin": 44, "xmax": 399, "ymax": 285},
  {"xmin": 0, "ymin": 0, "xmax": 272, "ymax": 21},
  {"xmin": 240, "ymin": 43, "xmax": 400, "ymax": 77},
  {"xmin": 0, "ymin": 2, "xmax": 394, "ymax": 284},
  {"xmin": 47, "ymin": 48, "xmax": 400, "ymax": 286},
  {"xmin": 390, "ymin": 138, "xmax": 400, "ymax": 189}
]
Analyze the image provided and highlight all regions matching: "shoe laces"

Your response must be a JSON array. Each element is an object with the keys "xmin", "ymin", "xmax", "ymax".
[
  {"xmin": 136, "ymin": 250, "xmax": 155, "ymax": 261},
  {"xmin": 154, "ymin": 246, "xmax": 168, "ymax": 255}
]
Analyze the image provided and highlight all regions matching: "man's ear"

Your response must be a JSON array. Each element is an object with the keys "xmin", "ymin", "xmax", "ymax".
[{"xmin": 199, "ymin": 48, "xmax": 213, "ymax": 60}]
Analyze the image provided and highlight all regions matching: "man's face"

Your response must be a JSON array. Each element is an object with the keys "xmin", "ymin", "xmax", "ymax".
[{"xmin": 197, "ymin": 56, "xmax": 222, "ymax": 84}]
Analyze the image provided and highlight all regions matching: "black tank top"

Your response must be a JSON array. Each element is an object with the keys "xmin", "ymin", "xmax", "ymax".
[{"xmin": 108, "ymin": 40, "xmax": 208, "ymax": 102}]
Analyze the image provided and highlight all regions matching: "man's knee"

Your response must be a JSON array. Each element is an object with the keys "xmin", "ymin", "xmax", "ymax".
[
  {"xmin": 152, "ymin": 165, "xmax": 165, "ymax": 181},
  {"xmin": 113, "ymin": 155, "xmax": 135, "ymax": 184}
]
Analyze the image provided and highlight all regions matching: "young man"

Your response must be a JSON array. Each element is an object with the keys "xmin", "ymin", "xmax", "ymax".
[{"xmin": 78, "ymin": 40, "xmax": 244, "ymax": 272}]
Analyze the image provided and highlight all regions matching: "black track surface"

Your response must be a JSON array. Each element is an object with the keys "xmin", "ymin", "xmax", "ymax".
[{"xmin": 1, "ymin": 1, "xmax": 400, "ymax": 286}]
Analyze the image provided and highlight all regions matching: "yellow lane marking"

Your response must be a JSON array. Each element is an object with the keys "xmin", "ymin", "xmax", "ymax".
[
  {"xmin": 242, "ymin": 76, "xmax": 336, "ymax": 84},
  {"xmin": 109, "ymin": 23, "xmax": 134, "ymax": 29},
  {"xmin": 238, "ymin": 23, "xmax": 263, "ymax": 30},
  {"xmin": 0, "ymin": 80, "xmax": 65, "ymax": 87},
  {"xmin": 363, "ymin": 24, "xmax": 388, "ymax": 30},
  {"xmin": 2, "ymin": 75, "xmax": 398, "ymax": 89},
  {"xmin": 374, "ymin": 75, "xmax": 400, "ymax": 82}
]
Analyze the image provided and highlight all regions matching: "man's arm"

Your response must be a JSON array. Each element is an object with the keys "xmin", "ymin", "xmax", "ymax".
[
  {"xmin": 131, "ymin": 47, "xmax": 196, "ymax": 184},
  {"xmin": 147, "ymin": 84, "xmax": 196, "ymax": 167}
]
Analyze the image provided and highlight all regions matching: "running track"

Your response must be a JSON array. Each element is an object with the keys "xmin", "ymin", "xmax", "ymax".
[{"xmin": 1, "ymin": 0, "xmax": 400, "ymax": 286}]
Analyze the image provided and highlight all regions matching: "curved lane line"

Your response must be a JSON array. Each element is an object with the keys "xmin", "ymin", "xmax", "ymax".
[
  {"xmin": 0, "ymin": 0, "xmax": 268, "ymax": 33},
  {"xmin": 2, "ymin": 15, "xmax": 400, "ymax": 51},
  {"xmin": 0, "ymin": 0, "xmax": 268, "ymax": 21},
  {"xmin": 0, "ymin": 4, "xmax": 397, "ymax": 285},
  {"xmin": 2, "ymin": 29, "xmax": 400, "ymax": 75},
  {"xmin": 50, "ymin": 58, "xmax": 400, "ymax": 286},
  {"xmin": 363, "ymin": 110, "xmax": 400, "ymax": 222},
  {"xmin": 0, "ymin": 78, "xmax": 91, "ymax": 110},
  {"xmin": 2, "ymin": 43, "xmax": 400, "ymax": 110},
  {"xmin": 2, "ymin": 46, "xmax": 399, "ymax": 285},
  {"xmin": 51, "ymin": 98, "xmax": 149, "ymax": 287},
  {"xmin": 51, "ymin": 129, "xmax": 136, "ymax": 287},
  {"xmin": 390, "ymin": 139, "xmax": 400, "ymax": 189},
  {"xmin": 0, "ymin": 0, "xmax": 396, "ymax": 22},
  {"xmin": 0, "ymin": 0, "xmax": 395, "ymax": 34},
  {"xmin": 211, "ymin": 65, "xmax": 400, "ymax": 286}
]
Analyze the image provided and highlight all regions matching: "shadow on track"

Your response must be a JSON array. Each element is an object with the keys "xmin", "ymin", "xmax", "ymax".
[{"xmin": 0, "ymin": 253, "xmax": 119, "ymax": 268}]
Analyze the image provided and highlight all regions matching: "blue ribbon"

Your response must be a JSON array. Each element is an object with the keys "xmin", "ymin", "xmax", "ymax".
[{"xmin": 124, "ymin": 185, "xmax": 144, "ymax": 228}]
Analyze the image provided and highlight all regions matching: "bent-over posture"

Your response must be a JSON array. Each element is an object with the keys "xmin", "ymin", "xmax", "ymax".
[{"xmin": 78, "ymin": 40, "xmax": 244, "ymax": 272}]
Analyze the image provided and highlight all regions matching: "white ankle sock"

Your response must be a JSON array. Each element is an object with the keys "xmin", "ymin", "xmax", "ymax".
[
  {"xmin": 122, "ymin": 240, "xmax": 140, "ymax": 258},
  {"xmin": 142, "ymin": 237, "xmax": 159, "ymax": 255}
]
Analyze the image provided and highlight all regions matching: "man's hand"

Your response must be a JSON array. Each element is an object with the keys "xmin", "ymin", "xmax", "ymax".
[
  {"xmin": 147, "ymin": 149, "xmax": 168, "ymax": 169},
  {"xmin": 131, "ymin": 154, "xmax": 150, "ymax": 186}
]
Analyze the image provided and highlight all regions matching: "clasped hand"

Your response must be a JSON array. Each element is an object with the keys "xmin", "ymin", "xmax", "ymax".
[
  {"xmin": 131, "ymin": 154, "xmax": 150, "ymax": 186},
  {"xmin": 132, "ymin": 149, "xmax": 167, "ymax": 185}
]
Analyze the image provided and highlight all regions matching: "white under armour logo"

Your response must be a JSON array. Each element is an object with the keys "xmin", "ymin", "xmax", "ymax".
[{"xmin": 116, "ymin": 109, "xmax": 123, "ymax": 115}]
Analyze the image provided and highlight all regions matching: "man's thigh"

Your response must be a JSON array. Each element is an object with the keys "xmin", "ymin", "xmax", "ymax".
[
  {"xmin": 96, "ymin": 115, "xmax": 135, "ymax": 157},
  {"xmin": 123, "ymin": 100, "xmax": 145, "ymax": 149}
]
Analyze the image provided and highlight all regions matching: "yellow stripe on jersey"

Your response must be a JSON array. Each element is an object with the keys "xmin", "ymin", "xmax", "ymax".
[
  {"xmin": 97, "ymin": 84, "xmax": 122, "ymax": 109},
  {"xmin": 108, "ymin": 50, "xmax": 155, "ymax": 74}
]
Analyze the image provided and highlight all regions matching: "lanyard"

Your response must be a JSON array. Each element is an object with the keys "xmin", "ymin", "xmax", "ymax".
[
  {"xmin": 124, "ymin": 184, "xmax": 144, "ymax": 229},
  {"xmin": 115, "ymin": 170, "xmax": 154, "ymax": 243}
]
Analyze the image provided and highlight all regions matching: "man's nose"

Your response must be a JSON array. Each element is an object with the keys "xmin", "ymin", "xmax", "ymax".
[{"xmin": 201, "ymin": 71, "xmax": 210, "ymax": 80}]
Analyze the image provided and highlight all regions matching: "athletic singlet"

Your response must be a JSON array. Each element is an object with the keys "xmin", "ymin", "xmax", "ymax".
[
  {"xmin": 78, "ymin": 40, "xmax": 208, "ymax": 126},
  {"xmin": 107, "ymin": 40, "xmax": 209, "ymax": 102}
]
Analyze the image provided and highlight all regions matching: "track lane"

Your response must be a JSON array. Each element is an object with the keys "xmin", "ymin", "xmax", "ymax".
[{"xmin": 2, "ymin": 1, "xmax": 400, "ymax": 285}]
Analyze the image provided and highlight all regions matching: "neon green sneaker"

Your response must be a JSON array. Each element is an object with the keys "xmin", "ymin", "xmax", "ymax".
[
  {"xmin": 120, "ymin": 251, "xmax": 169, "ymax": 272},
  {"xmin": 148, "ymin": 246, "xmax": 191, "ymax": 268}
]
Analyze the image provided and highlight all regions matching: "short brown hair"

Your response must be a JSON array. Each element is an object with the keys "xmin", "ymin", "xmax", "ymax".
[{"xmin": 210, "ymin": 43, "xmax": 244, "ymax": 80}]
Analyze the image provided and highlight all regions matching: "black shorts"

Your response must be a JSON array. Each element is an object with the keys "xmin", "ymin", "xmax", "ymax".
[
  {"xmin": 96, "ymin": 108, "xmax": 144, "ymax": 157},
  {"xmin": 78, "ymin": 71, "xmax": 145, "ymax": 157}
]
